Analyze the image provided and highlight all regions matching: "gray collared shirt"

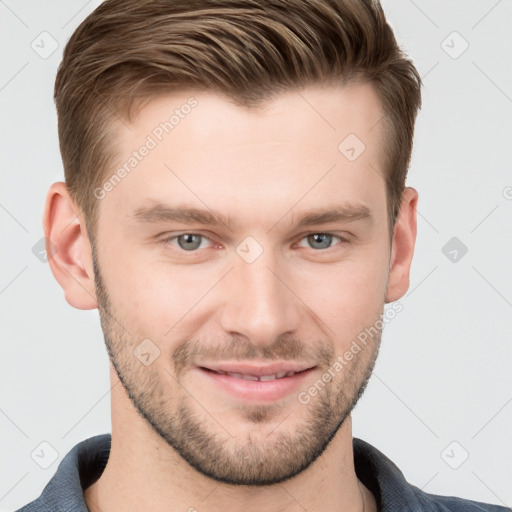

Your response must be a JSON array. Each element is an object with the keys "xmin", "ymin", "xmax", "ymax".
[{"xmin": 15, "ymin": 434, "xmax": 510, "ymax": 511}]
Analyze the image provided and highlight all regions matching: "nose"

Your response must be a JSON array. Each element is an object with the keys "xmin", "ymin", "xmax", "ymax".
[{"xmin": 218, "ymin": 245, "xmax": 301, "ymax": 348}]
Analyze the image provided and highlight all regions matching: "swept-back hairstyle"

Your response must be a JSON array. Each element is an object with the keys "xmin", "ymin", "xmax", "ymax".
[{"xmin": 54, "ymin": 0, "xmax": 421, "ymax": 242}]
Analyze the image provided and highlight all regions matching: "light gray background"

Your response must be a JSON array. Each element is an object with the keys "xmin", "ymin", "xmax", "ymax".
[{"xmin": 1, "ymin": 1, "xmax": 511, "ymax": 510}]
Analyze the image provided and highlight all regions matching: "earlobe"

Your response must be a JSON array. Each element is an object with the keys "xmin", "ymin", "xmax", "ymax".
[
  {"xmin": 385, "ymin": 187, "xmax": 418, "ymax": 303},
  {"xmin": 43, "ymin": 182, "xmax": 98, "ymax": 310}
]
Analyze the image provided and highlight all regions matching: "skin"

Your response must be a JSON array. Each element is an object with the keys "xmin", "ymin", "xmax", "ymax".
[{"xmin": 45, "ymin": 82, "xmax": 417, "ymax": 512}]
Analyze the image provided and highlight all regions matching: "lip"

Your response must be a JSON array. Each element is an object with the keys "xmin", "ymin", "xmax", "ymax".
[
  {"xmin": 195, "ymin": 363, "xmax": 316, "ymax": 402},
  {"xmin": 199, "ymin": 362, "xmax": 315, "ymax": 376}
]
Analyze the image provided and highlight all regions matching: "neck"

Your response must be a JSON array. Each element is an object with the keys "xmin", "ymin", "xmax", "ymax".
[{"xmin": 84, "ymin": 373, "xmax": 377, "ymax": 512}]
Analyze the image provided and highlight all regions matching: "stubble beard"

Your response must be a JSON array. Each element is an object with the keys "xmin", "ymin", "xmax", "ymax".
[{"xmin": 92, "ymin": 246, "xmax": 381, "ymax": 486}]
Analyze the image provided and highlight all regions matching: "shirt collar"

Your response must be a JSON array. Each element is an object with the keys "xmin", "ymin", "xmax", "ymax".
[{"xmin": 21, "ymin": 434, "xmax": 424, "ymax": 511}]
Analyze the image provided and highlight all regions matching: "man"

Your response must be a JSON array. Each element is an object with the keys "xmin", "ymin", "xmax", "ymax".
[{"xmin": 16, "ymin": 0, "xmax": 509, "ymax": 511}]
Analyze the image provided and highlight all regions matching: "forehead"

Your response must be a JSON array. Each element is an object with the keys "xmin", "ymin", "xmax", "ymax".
[
  {"xmin": 130, "ymin": 82, "xmax": 383, "ymax": 145},
  {"xmin": 98, "ymin": 83, "xmax": 387, "ymax": 230}
]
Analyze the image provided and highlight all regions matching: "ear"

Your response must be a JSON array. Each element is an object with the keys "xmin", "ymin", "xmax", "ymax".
[
  {"xmin": 43, "ymin": 182, "xmax": 98, "ymax": 310},
  {"xmin": 385, "ymin": 186, "xmax": 418, "ymax": 303}
]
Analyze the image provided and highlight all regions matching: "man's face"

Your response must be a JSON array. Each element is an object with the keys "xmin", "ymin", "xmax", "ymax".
[{"xmin": 92, "ymin": 83, "xmax": 392, "ymax": 485}]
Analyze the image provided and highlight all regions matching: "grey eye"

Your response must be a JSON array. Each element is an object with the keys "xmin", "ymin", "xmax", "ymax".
[
  {"xmin": 307, "ymin": 233, "xmax": 334, "ymax": 250},
  {"xmin": 177, "ymin": 234, "xmax": 203, "ymax": 251}
]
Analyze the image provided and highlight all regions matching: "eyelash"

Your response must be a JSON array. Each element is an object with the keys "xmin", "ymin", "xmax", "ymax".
[{"xmin": 160, "ymin": 232, "xmax": 350, "ymax": 253}]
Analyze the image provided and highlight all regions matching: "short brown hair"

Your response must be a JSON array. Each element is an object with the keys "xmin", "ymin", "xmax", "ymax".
[{"xmin": 54, "ymin": 0, "xmax": 421, "ymax": 243}]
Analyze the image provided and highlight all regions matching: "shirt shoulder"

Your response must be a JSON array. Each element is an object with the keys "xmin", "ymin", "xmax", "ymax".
[
  {"xmin": 353, "ymin": 438, "xmax": 510, "ymax": 512},
  {"xmin": 14, "ymin": 433, "xmax": 111, "ymax": 512},
  {"xmin": 413, "ymin": 483, "xmax": 511, "ymax": 512}
]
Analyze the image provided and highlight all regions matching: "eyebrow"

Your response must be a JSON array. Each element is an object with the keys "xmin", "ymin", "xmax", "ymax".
[{"xmin": 130, "ymin": 201, "xmax": 373, "ymax": 231}]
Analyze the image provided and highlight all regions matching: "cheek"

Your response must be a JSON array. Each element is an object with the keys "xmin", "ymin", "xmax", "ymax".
[
  {"xmin": 105, "ymin": 258, "xmax": 213, "ymax": 340},
  {"xmin": 101, "ymin": 227, "xmax": 389, "ymax": 348},
  {"xmin": 294, "ymin": 247, "xmax": 389, "ymax": 338}
]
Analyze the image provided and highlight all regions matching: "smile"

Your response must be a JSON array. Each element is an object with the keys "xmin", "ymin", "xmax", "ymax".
[
  {"xmin": 196, "ymin": 365, "xmax": 316, "ymax": 402},
  {"xmin": 203, "ymin": 368, "xmax": 300, "ymax": 381}
]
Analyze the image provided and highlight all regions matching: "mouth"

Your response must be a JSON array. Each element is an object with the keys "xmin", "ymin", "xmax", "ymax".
[
  {"xmin": 195, "ymin": 363, "xmax": 317, "ymax": 402},
  {"xmin": 200, "ymin": 367, "xmax": 306, "ymax": 381},
  {"xmin": 202, "ymin": 368, "xmax": 301, "ymax": 382}
]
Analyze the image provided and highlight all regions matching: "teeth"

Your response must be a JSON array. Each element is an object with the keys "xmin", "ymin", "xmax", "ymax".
[
  {"xmin": 220, "ymin": 370, "xmax": 298, "ymax": 381},
  {"xmin": 240, "ymin": 373, "xmax": 259, "ymax": 381}
]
